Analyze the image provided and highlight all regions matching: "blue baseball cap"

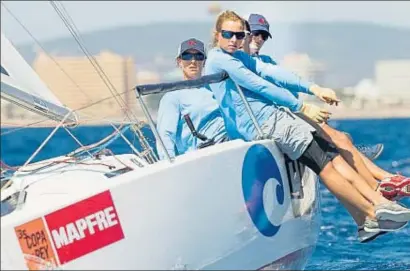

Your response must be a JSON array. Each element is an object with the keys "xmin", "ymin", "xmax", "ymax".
[
  {"xmin": 248, "ymin": 14, "xmax": 272, "ymax": 38},
  {"xmin": 176, "ymin": 38, "xmax": 206, "ymax": 58}
]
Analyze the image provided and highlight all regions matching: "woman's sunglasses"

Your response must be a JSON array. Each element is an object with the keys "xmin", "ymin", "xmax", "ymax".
[
  {"xmin": 180, "ymin": 52, "xmax": 205, "ymax": 61},
  {"xmin": 221, "ymin": 30, "xmax": 246, "ymax": 40},
  {"xmin": 251, "ymin": 30, "xmax": 270, "ymax": 41}
]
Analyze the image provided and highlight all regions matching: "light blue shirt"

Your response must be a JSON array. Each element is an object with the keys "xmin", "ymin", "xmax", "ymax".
[
  {"xmin": 204, "ymin": 48, "xmax": 314, "ymax": 140},
  {"xmin": 253, "ymin": 54, "xmax": 278, "ymax": 66},
  {"xmin": 252, "ymin": 53, "xmax": 315, "ymax": 98},
  {"xmin": 156, "ymin": 87, "xmax": 226, "ymax": 160}
]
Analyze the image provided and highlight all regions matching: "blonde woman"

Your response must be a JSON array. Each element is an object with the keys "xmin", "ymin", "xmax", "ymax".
[{"xmin": 203, "ymin": 10, "xmax": 410, "ymax": 242}]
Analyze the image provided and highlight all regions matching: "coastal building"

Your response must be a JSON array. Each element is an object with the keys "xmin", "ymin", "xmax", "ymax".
[
  {"xmin": 281, "ymin": 53, "xmax": 326, "ymax": 84},
  {"xmin": 32, "ymin": 50, "xmax": 144, "ymax": 123},
  {"xmin": 375, "ymin": 59, "xmax": 410, "ymax": 104},
  {"xmin": 281, "ymin": 53, "xmax": 326, "ymax": 102}
]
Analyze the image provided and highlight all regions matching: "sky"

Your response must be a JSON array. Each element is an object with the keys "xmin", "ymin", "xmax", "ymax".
[{"xmin": 2, "ymin": 1, "xmax": 410, "ymax": 45}]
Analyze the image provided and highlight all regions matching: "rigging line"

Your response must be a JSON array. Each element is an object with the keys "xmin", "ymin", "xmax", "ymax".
[
  {"xmin": 56, "ymin": 0, "xmax": 132, "ymax": 116},
  {"xmin": 73, "ymin": 110, "xmax": 136, "ymax": 128},
  {"xmin": 101, "ymin": 149, "xmax": 134, "ymax": 170},
  {"xmin": 71, "ymin": 91, "xmax": 149, "ymax": 159},
  {"xmin": 3, "ymin": 2, "xmax": 154, "ymax": 162},
  {"xmin": 0, "ymin": 2, "xmax": 93, "ymax": 104},
  {"xmin": 0, "ymin": 119, "xmax": 53, "ymax": 136},
  {"xmin": 54, "ymin": 1, "xmax": 81, "ymax": 37},
  {"xmin": 49, "ymin": 1, "xmax": 155, "ymax": 160},
  {"xmin": 66, "ymin": 124, "xmax": 127, "ymax": 157},
  {"xmin": 0, "ymin": 85, "xmax": 134, "ymax": 137},
  {"xmin": 68, "ymin": 113, "xmax": 149, "ymax": 162},
  {"xmin": 48, "ymin": 2, "xmax": 123, "ymax": 105},
  {"xmin": 72, "ymin": 87, "xmax": 132, "ymax": 112},
  {"xmin": 0, "ymin": 85, "xmax": 144, "ymax": 137},
  {"xmin": 51, "ymin": 0, "xmax": 151, "ymax": 154},
  {"xmin": 49, "ymin": 1, "xmax": 133, "ymax": 121}
]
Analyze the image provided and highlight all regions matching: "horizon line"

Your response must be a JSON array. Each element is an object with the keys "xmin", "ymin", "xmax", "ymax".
[{"xmin": 13, "ymin": 19, "xmax": 410, "ymax": 46}]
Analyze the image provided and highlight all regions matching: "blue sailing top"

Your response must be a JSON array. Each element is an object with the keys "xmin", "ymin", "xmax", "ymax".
[
  {"xmin": 156, "ymin": 86, "xmax": 226, "ymax": 160},
  {"xmin": 204, "ymin": 48, "xmax": 313, "ymax": 140}
]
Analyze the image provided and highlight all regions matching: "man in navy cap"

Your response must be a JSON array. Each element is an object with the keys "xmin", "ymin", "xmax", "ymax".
[{"xmin": 248, "ymin": 13, "xmax": 277, "ymax": 65}]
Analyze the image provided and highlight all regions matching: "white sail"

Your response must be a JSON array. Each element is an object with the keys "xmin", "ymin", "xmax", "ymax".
[
  {"xmin": 1, "ymin": 31, "xmax": 62, "ymax": 105},
  {"xmin": 1, "ymin": 31, "xmax": 78, "ymax": 126}
]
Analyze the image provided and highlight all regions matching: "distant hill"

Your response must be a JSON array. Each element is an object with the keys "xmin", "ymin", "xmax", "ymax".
[{"xmin": 15, "ymin": 21, "xmax": 410, "ymax": 88}]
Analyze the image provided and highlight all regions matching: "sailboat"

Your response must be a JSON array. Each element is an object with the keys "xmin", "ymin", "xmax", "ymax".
[{"xmin": 0, "ymin": 4, "xmax": 321, "ymax": 270}]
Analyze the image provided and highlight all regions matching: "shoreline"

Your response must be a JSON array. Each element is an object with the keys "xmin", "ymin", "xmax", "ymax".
[
  {"xmin": 1, "ymin": 108, "xmax": 410, "ymax": 128},
  {"xmin": 329, "ymin": 107, "xmax": 410, "ymax": 120}
]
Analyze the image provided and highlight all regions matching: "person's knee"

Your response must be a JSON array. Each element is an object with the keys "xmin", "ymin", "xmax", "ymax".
[
  {"xmin": 331, "ymin": 130, "xmax": 353, "ymax": 148},
  {"xmin": 318, "ymin": 159, "xmax": 333, "ymax": 175}
]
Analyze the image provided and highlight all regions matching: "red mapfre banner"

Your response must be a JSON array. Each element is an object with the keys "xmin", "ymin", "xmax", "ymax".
[{"xmin": 44, "ymin": 190, "xmax": 125, "ymax": 265}]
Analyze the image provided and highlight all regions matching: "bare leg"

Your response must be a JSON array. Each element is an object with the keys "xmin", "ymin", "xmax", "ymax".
[
  {"xmin": 331, "ymin": 155, "xmax": 389, "ymax": 205},
  {"xmin": 319, "ymin": 161, "xmax": 375, "ymax": 220},
  {"xmin": 360, "ymin": 153, "xmax": 394, "ymax": 180},
  {"xmin": 321, "ymin": 124, "xmax": 380, "ymax": 190},
  {"xmin": 338, "ymin": 199, "xmax": 366, "ymax": 226}
]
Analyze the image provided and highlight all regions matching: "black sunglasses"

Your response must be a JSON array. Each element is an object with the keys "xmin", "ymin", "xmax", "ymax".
[
  {"xmin": 251, "ymin": 30, "xmax": 270, "ymax": 41},
  {"xmin": 180, "ymin": 52, "xmax": 205, "ymax": 61},
  {"xmin": 221, "ymin": 30, "xmax": 246, "ymax": 40}
]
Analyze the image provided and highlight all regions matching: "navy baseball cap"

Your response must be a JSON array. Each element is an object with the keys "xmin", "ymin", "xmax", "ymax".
[
  {"xmin": 248, "ymin": 14, "xmax": 272, "ymax": 38},
  {"xmin": 176, "ymin": 38, "xmax": 206, "ymax": 58}
]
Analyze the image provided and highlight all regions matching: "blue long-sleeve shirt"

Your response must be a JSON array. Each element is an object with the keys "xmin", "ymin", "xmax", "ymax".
[
  {"xmin": 156, "ymin": 87, "xmax": 226, "ymax": 160},
  {"xmin": 204, "ymin": 48, "xmax": 311, "ymax": 140},
  {"xmin": 254, "ymin": 54, "xmax": 278, "ymax": 65},
  {"xmin": 252, "ymin": 53, "xmax": 314, "ymax": 98}
]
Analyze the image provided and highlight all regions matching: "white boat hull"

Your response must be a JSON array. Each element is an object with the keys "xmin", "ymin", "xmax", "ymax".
[{"xmin": 1, "ymin": 139, "xmax": 320, "ymax": 270}]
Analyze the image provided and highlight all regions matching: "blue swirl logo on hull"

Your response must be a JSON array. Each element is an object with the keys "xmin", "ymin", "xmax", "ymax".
[{"xmin": 242, "ymin": 144, "xmax": 285, "ymax": 237}]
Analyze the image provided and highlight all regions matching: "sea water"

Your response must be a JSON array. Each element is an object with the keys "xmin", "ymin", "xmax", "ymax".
[{"xmin": 1, "ymin": 118, "xmax": 409, "ymax": 270}]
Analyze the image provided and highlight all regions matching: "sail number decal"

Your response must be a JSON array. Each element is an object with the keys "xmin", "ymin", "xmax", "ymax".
[{"xmin": 14, "ymin": 217, "xmax": 59, "ymax": 270}]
